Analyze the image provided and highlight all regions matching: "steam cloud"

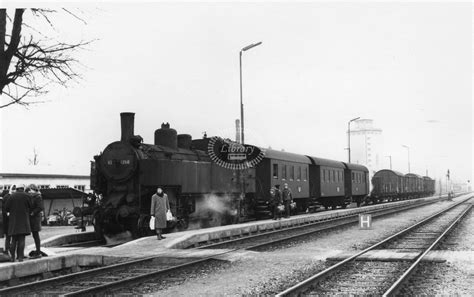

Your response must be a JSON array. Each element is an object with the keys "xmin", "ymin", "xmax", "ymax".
[{"xmin": 186, "ymin": 193, "xmax": 238, "ymax": 230}]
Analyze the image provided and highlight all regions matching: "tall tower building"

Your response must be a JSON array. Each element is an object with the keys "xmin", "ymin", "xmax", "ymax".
[{"xmin": 350, "ymin": 119, "xmax": 383, "ymax": 177}]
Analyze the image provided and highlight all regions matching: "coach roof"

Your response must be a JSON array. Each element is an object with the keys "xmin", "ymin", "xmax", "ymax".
[
  {"xmin": 262, "ymin": 149, "xmax": 311, "ymax": 164},
  {"xmin": 307, "ymin": 156, "xmax": 345, "ymax": 168},
  {"xmin": 373, "ymin": 169, "xmax": 406, "ymax": 177},
  {"xmin": 343, "ymin": 163, "xmax": 369, "ymax": 172}
]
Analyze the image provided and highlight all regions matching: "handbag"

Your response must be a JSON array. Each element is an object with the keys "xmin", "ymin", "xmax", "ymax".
[
  {"xmin": 149, "ymin": 216, "xmax": 155, "ymax": 230},
  {"xmin": 166, "ymin": 210, "xmax": 173, "ymax": 221}
]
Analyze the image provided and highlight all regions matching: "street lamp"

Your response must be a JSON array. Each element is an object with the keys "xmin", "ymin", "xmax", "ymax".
[
  {"xmin": 385, "ymin": 155, "xmax": 392, "ymax": 170},
  {"xmin": 240, "ymin": 41, "xmax": 262, "ymax": 145},
  {"xmin": 347, "ymin": 117, "xmax": 360, "ymax": 163},
  {"xmin": 402, "ymin": 145, "xmax": 410, "ymax": 173}
]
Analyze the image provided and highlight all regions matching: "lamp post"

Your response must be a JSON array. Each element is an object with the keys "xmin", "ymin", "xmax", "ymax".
[
  {"xmin": 385, "ymin": 155, "xmax": 392, "ymax": 170},
  {"xmin": 402, "ymin": 145, "xmax": 410, "ymax": 173},
  {"xmin": 347, "ymin": 117, "xmax": 360, "ymax": 163},
  {"xmin": 239, "ymin": 41, "xmax": 262, "ymax": 145}
]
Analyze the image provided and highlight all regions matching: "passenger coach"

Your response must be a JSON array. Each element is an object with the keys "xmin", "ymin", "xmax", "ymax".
[{"xmin": 254, "ymin": 150, "xmax": 311, "ymax": 217}]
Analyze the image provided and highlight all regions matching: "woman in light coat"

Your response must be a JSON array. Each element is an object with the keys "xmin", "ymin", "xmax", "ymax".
[{"xmin": 150, "ymin": 188, "xmax": 170, "ymax": 240}]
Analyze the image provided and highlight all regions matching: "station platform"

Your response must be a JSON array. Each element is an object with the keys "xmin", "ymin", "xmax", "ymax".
[{"xmin": 0, "ymin": 193, "xmax": 467, "ymax": 283}]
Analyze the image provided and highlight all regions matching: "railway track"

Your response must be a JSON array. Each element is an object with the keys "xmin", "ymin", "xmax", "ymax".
[
  {"xmin": 0, "ymin": 195, "xmax": 462, "ymax": 296},
  {"xmin": 276, "ymin": 196, "xmax": 473, "ymax": 296},
  {"xmin": 0, "ymin": 254, "xmax": 231, "ymax": 296},
  {"xmin": 196, "ymin": 196, "xmax": 454, "ymax": 251}
]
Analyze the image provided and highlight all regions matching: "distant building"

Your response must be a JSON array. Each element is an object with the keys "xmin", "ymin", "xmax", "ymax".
[
  {"xmin": 350, "ymin": 119, "xmax": 383, "ymax": 177},
  {"xmin": 0, "ymin": 173, "xmax": 90, "ymax": 193},
  {"xmin": 0, "ymin": 172, "xmax": 90, "ymax": 221}
]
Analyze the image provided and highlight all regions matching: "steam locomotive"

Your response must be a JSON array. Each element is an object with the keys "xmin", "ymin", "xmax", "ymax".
[{"xmin": 86, "ymin": 112, "xmax": 434, "ymax": 238}]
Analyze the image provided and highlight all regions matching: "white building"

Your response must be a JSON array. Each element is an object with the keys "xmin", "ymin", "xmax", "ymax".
[
  {"xmin": 0, "ymin": 173, "xmax": 90, "ymax": 193},
  {"xmin": 349, "ymin": 119, "xmax": 383, "ymax": 178},
  {"xmin": 0, "ymin": 172, "xmax": 91, "ymax": 219}
]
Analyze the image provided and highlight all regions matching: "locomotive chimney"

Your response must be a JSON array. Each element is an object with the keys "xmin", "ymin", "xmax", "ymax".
[{"xmin": 120, "ymin": 112, "xmax": 135, "ymax": 142}]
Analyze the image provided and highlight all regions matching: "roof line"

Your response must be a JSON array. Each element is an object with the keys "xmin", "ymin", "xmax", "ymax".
[{"xmin": 0, "ymin": 173, "xmax": 89, "ymax": 179}]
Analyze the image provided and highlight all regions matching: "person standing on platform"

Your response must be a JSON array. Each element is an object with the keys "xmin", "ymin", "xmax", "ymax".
[
  {"xmin": 1, "ymin": 185, "xmax": 15, "ymax": 256},
  {"xmin": 5, "ymin": 185, "xmax": 31, "ymax": 262},
  {"xmin": 150, "ymin": 187, "xmax": 170, "ymax": 240},
  {"xmin": 282, "ymin": 183, "xmax": 293, "ymax": 218},
  {"xmin": 27, "ymin": 184, "xmax": 44, "ymax": 258},
  {"xmin": 270, "ymin": 186, "xmax": 282, "ymax": 220}
]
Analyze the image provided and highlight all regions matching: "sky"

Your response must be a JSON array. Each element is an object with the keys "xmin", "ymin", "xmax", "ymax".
[{"xmin": 0, "ymin": 2, "xmax": 472, "ymax": 185}]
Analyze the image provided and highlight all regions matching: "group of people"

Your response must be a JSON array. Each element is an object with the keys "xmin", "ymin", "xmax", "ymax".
[
  {"xmin": 1, "ymin": 184, "xmax": 44, "ymax": 262},
  {"xmin": 269, "ymin": 183, "xmax": 293, "ymax": 220}
]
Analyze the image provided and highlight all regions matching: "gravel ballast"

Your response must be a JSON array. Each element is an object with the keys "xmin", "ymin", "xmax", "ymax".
[{"xmin": 120, "ymin": 196, "xmax": 474, "ymax": 296}]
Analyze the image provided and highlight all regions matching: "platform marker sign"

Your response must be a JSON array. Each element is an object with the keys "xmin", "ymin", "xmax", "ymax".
[{"xmin": 359, "ymin": 214, "xmax": 372, "ymax": 229}]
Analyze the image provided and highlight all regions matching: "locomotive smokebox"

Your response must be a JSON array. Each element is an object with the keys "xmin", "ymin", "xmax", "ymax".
[
  {"xmin": 155, "ymin": 123, "xmax": 178, "ymax": 149},
  {"xmin": 177, "ymin": 134, "xmax": 192, "ymax": 150},
  {"xmin": 120, "ymin": 112, "xmax": 135, "ymax": 143}
]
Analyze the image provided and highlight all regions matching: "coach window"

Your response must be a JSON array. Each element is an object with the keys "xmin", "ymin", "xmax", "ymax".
[
  {"xmin": 351, "ymin": 172, "xmax": 355, "ymax": 182},
  {"xmin": 297, "ymin": 167, "xmax": 302, "ymax": 181},
  {"xmin": 304, "ymin": 168, "xmax": 308, "ymax": 181},
  {"xmin": 290, "ymin": 165, "xmax": 294, "ymax": 180},
  {"xmin": 273, "ymin": 164, "xmax": 278, "ymax": 179},
  {"xmin": 282, "ymin": 165, "xmax": 287, "ymax": 180}
]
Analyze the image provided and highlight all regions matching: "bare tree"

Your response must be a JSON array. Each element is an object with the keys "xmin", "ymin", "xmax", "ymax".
[
  {"xmin": 0, "ymin": 8, "xmax": 91, "ymax": 108},
  {"xmin": 28, "ymin": 147, "xmax": 39, "ymax": 166}
]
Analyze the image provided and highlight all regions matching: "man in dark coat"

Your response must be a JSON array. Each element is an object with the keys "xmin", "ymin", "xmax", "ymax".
[
  {"xmin": 282, "ymin": 183, "xmax": 293, "ymax": 218},
  {"xmin": 270, "ymin": 186, "xmax": 282, "ymax": 220},
  {"xmin": 150, "ymin": 187, "xmax": 170, "ymax": 240},
  {"xmin": 27, "ymin": 184, "xmax": 44, "ymax": 258},
  {"xmin": 5, "ymin": 185, "xmax": 31, "ymax": 262},
  {"xmin": 1, "ymin": 186, "xmax": 14, "ymax": 255}
]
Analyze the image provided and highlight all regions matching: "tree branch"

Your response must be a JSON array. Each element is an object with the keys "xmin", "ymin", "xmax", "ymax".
[{"xmin": 0, "ymin": 8, "xmax": 92, "ymax": 108}]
